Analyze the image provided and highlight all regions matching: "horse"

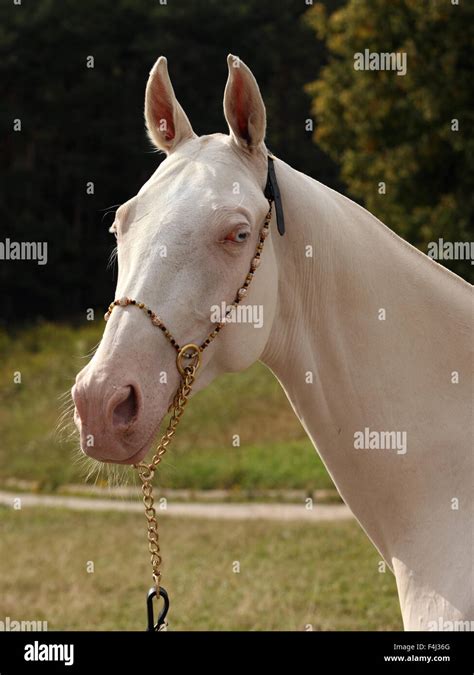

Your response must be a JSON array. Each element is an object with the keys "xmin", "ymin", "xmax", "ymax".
[{"xmin": 72, "ymin": 54, "xmax": 473, "ymax": 631}]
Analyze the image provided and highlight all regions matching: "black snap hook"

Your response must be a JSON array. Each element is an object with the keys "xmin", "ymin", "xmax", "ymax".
[{"xmin": 146, "ymin": 586, "xmax": 170, "ymax": 631}]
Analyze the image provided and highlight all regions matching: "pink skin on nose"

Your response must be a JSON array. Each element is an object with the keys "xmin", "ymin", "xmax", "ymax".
[{"xmin": 72, "ymin": 377, "xmax": 154, "ymax": 465}]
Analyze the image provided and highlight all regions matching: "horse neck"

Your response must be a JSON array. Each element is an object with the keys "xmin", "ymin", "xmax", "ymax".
[{"xmin": 261, "ymin": 158, "xmax": 472, "ymax": 561}]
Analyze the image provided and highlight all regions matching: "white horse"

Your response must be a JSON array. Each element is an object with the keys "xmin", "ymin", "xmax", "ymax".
[{"xmin": 73, "ymin": 54, "xmax": 473, "ymax": 631}]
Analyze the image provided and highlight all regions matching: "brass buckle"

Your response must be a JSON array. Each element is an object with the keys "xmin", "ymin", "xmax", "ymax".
[{"xmin": 176, "ymin": 343, "xmax": 201, "ymax": 376}]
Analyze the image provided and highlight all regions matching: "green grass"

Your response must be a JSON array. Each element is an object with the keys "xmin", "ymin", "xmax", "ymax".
[
  {"xmin": 0, "ymin": 505, "xmax": 402, "ymax": 630},
  {"xmin": 0, "ymin": 321, "xmax": 334, "ymax": 492}
]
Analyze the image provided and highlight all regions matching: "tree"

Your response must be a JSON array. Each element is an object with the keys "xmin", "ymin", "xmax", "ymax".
[
  {"xmin": 1, "ymin": 0, "xmax": 338, "ymax": 325},
  {"xmin": 305, "ymin": 0, "xmax": 474, "ymax": 282}
]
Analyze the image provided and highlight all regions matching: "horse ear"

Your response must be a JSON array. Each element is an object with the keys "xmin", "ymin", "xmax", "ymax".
[
  {"xmin": 223, "ymin": 54, "xmax": 266, "ymax": 151},
  {"xmin": 144, "ymin": 56, "xmax": 195, "ymax": 153}
]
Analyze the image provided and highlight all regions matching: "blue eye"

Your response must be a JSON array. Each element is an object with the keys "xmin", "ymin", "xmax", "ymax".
[{"xmin": 226, "ymin": 229, "xmax": 249, "ymax": 243}]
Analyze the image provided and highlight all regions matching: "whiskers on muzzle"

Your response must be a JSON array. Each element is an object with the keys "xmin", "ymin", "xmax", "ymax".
[{"xmin": 57, "ymin": 377, "xmax": 133, "ymax": 490}]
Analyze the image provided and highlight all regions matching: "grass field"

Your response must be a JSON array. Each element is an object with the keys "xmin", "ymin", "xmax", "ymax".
[
  {"xmin": 0, "ymin": 321, "xmax": 334, "ymax": 492},
  {"xmin": 0, "ymin": 505, "xmax": 402, "ymax": 631},
  {"xmin": 0, "ymin": 324, "xmax": 403, "ymax": 632}
]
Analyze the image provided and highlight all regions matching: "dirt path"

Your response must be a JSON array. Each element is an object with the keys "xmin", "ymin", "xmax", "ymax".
[{"xmin": 0, "ymin": 490, "xmax": 353, "ymax": 522}]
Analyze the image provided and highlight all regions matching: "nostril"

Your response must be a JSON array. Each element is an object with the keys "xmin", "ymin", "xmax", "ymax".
[{"xmin": 112, "ymin": 385, "xmax": 139, "ymax": 428}]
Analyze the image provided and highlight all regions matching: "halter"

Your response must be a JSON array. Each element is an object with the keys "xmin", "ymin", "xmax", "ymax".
[{"xmin": 104, "ymin": 154, "xmax": 284, "ymax": 631}]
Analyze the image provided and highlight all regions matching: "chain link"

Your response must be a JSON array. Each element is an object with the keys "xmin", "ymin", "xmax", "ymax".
[{"xmin": 135, "ymin": 366, "xmax": 197, "ymax": 592}]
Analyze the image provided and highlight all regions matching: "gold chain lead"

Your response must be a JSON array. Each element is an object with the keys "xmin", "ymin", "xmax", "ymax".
[{"xmin": 135, "ymin": 364, "xmax": 197, "ymax": 593}]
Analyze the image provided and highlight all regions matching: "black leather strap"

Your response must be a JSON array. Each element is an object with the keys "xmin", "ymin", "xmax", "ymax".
[{"xmin": 264, "ymin": 155, "xmax": 285, "ymax": 236}]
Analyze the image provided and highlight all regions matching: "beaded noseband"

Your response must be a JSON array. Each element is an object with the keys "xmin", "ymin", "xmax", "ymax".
[{"xmin": 102, "ymin": 155, "xmax": 283, "ymax": 631}]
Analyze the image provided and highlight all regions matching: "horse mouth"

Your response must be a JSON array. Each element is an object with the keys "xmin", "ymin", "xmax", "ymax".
[
  {"xmin": 93, "ymin": 415, "xmax": 165, "ymax": 466},
  {"xmin": 108, "ymin": 444, "xmax": 149, "ymax": 466}
]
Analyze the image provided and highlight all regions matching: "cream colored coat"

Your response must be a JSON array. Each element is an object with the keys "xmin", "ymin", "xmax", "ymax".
[{"xmin": 73, "ymin": 55, "xmax": 473, "ymax": 631}]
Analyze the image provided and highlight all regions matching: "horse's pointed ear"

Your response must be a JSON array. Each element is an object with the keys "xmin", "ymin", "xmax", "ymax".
[
  {"xmin": 224, "ymin": 54, "xmax": 266, "ymax": 151},
  {"xmin": 144, "ymin": 56, "xmax": 195, "ymax": 153}
]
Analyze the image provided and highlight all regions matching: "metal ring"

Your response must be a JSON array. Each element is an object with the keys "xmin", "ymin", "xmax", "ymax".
[
  {"xmin": 176, "ymin": 343, "xmax": 201, "ymax": 376},
  {"xmin": 134, "ymin": 462, "xmax": 154, "ymax": 482}
]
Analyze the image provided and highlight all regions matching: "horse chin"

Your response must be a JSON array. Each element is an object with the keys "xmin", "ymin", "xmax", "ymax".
[{"xmin": 107, "ymin": 443, "xmax": 151, "ymax": 466}]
